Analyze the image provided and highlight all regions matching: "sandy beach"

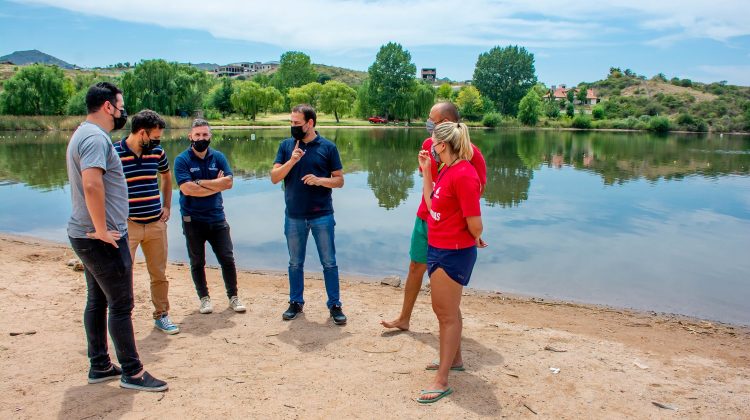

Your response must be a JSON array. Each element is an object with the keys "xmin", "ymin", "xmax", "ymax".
[{"xmin": 0, "ymin": 233, "xmax": 748, "ymax": 419}]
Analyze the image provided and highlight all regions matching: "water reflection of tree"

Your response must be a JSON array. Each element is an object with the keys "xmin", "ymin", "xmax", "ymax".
[
  {"xmin": 1, "ymin": 129, "xmax": 748, "ymax": 198},
  {"xmin": 0, "ymin": 132, "xmax": 69, "ymax": 191},
  {"xmin": 352, "ymin": 129, "xmax": 423, "ymax": 209},
  {"xmin": 473, "ymin": 131, "xmax": 533, "ymax": 208}
]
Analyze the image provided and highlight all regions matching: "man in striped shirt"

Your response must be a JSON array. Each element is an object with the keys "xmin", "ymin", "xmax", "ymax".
[{"xmin": 114, "ymin": 110, "xmax": 178, "ymax": 334}]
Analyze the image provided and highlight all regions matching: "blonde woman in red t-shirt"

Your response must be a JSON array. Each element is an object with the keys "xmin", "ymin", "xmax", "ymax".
[{"xmin": 415, "ymin": 121, "xmax": 487, "ymax": 404}]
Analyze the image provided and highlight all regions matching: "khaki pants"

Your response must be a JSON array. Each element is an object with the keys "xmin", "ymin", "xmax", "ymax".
[{"xmin": 128, "ymin": 220, "xmax": 169, "ymax": 319}]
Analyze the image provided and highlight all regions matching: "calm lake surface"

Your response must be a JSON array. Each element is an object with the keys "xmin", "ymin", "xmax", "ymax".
[{"xmin": 1, "ymin": 127, "xmax": 749, "ymax": 325}]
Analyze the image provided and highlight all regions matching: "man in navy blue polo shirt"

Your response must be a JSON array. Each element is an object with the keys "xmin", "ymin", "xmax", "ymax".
[
  {"xmin": 271, "ymin": 104, "xmax": 347, "ymax": 325},
  {"xmin": 174, "ymin": 119, "xmax": 246, "ymax": 315}
]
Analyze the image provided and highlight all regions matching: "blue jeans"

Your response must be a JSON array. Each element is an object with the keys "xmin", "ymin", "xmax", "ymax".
[
  {"xmin": 69, "ymin": 235, "xmax": 143, "ymax": 377},
  {"xmin": 284, "ymin": 214, "xmax": 341, "ymax": 308}
]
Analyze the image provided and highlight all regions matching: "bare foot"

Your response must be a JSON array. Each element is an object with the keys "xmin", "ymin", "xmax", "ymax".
[{"xmin": 380, "ymin": 317, "xmax": 410, "ymax": 331}]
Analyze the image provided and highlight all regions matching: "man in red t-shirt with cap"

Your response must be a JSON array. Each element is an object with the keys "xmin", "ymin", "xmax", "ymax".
[{"xmin": 381, "ymin": 101, "xmax": 487, "ymax": 331}]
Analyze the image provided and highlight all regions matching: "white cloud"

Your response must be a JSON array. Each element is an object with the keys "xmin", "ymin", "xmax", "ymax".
[{"xmin": 12, "ymin": 0, "xmax": 750, "ymax": 51}]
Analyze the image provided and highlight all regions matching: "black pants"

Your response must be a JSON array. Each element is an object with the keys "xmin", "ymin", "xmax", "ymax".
[
  {"xmin": 69, "ymin": 235, "xmax": 143, "ymax": 377},
  {"xmin": 182, "ymin": 219, "xmax": 238, "ymax": 299}
]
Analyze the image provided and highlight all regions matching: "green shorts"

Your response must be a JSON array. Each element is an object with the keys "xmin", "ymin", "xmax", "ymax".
[{"xmin": 409, "ymin": 217, "xmax": 428, "ymax": 264}]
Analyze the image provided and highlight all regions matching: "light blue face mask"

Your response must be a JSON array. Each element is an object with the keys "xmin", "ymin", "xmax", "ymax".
[
  {"xmin": 425, "ymin": 119, "xmax": 435, "ymax": 134},
  {"xmin": 431, "ymin": 143, "xmax": 442, "ymax": 163}
]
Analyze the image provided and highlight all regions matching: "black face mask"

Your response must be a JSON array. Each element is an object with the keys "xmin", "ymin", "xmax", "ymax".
[
  {"xmin": 291, "ymin": 124, "xmax": 306, "ymax": 141},
  {"xmin": 141, "ymin": 136, "xmax": 160, "ymax": 154},
  {"xmin": 191, "ymin": 140, "xmax": 210, "ymax": 153},
  {"xmin": 111, "ymin": 104, "xmax": 128, "ymax": 131}
]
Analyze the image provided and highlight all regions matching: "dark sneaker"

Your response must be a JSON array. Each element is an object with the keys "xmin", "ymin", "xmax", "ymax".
[
  {"xmin": 282, "ymin": 302, "xmax": 304, "ymax": 320},
  {"xmin": 330, "ymin": 305, "xmax": 347, "ymax": 325},
  {"xmin": 120, "ymin": 371, "xmax": 168, "ymax": 392},
  {"xmin": 88, "ymin": 364, "xmax": 122, "ymax": 384}
]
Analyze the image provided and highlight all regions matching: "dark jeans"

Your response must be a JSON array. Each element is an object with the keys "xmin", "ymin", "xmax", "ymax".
[
  {"xmin": 69, "ymin": 235, "xmax": 143, "ymax": 377},
  {"xmin": 182, "ymin": 219, "xmax": 238, "ymax": 299}
]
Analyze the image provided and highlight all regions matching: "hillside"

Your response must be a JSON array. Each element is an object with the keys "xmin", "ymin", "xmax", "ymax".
[
  {"xmin": 0, "ymin": 50, "xmax": 74, "ymax": 69},
  {"xmin": 620, "ymin": 80, "xmax": 718, "ymax": 102},
  {"xmin": 585, "ymin": 70, "xmax": 750, "ymax": 132},
  {"xmin": 314, "ymin": 63, "xmax": 368, "ymax": 86}
]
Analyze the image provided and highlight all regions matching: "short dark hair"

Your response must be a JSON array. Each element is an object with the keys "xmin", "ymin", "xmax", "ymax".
[
  {"xmin": 86, "ymin": 82, "xmax": 122, "ymax": 114},
  {"xmin": 292, "ymin": 104, "xmax": 317, "ymax": 127},
  {"xmin": 130, "ymin": 109, "xmax": 166, "ymax": 133}
]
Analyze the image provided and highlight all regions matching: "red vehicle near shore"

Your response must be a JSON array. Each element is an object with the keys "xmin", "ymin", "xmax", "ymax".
[{"xmin": 368, "ymin": 116, "xmax": 388, "ymax": 124}]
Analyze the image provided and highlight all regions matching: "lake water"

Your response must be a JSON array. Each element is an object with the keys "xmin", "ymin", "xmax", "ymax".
[{"xmin": 1, "ymin": 127, "xmax": 749, "ymax": 325}]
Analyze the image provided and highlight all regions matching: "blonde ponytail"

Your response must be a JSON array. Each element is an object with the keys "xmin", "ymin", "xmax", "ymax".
[{"xmin": 432, "ymin": 121, "xmax": 474, "ymax": 161}]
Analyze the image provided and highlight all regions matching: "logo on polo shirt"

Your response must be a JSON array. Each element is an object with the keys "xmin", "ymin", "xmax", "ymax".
[{"xmin": 189, "ymin": 167, "xmax": 200, "ymax": 173}]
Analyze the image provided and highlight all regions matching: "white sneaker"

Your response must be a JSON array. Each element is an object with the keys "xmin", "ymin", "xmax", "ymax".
[
  {"xmin": 199, "ymin": 296, "xmax": 213, "ymax": 314},
  {"xmin": 229, "ymin": 296, "xmax": 246, "ymax": 312}
]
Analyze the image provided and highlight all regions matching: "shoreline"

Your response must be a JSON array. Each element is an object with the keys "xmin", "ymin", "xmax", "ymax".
[
  {"xmin": 1, "ymin": 233, "xmax": 748, "ymax": 417},
  {"xmin": 2, "ymin": 123, "xmax": 749, "ymax": 136},
  {"xmin": 7, "ymin": 232, "xmax": 745, "ymax": 329}
]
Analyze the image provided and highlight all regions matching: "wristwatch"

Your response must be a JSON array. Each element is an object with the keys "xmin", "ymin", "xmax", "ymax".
[{"xmin": 195, "ymin": 179, "xmax": 202, "ymax": 185}]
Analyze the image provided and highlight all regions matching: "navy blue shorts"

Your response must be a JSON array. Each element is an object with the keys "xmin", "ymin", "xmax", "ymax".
[{"xmin": 427, "ymin": 245, "xmax": 477, "ymax": 286}]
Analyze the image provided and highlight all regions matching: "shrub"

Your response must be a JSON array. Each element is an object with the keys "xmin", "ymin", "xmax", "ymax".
[
  {"xmin": 648, "ymin": 116, "xmax": 671, "ymax": 133},
  {"xmin": 572, "ymin": 115, "xmax": 592, "ymax": 129},
  {"xmin": 544, "ymin": 101, "xmax": 560, "ymax": 119},
  {"xmin": 482, "ymin": 112, "xmax": 502, "ymax": 127},
  {"xmin": 592, "ymin": 105, "xmax": 605, "ymax": 120}
]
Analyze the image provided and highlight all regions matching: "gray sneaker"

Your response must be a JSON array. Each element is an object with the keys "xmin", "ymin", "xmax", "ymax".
[
  {"xmin": 199, "ymin": 296, "xmax": 213, "ymax": 314},
  {"xmin": 229, "ymin": 296, "xmax": 246, "ymax": 312}
]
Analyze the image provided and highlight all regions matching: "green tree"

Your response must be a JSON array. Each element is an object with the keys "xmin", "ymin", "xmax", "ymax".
[
  {"xmin": 231, "ymin": 81, "xmax": 264, "ymax": 120},
  {"xmin": 261, "ymin": 86, "xmax": 285, "ymax": 114},
  {"xmin": 566, "ymin": 102, "xmax": 575, "ymax": 117},
  {"xmin": 592, "ymin": 105, "xmax": 605, "ymax": 120},
  {"xmin": 120, "ymin": 59, "xmax": 211, "ymax": 116},
  {"xmin": 368, "ymin": 42, "xmax": 417, "ymax": 120},
  {"xmin": 577, "ymin": 84, "xmax": 588, "ymax": 104},
  {"xmin": 210, "ymin": 77, "xmax": 234, "ymax": 116},
  {"xmin": 472, "ymin": 45, "xmax": 537, "ymax": 115},
  {"xmin": 566, "ymin": 89, "xmax": 575, "ymax": 103},
  {"xmin": 173, "ymin": 66, "xmax": 212, "ymax": 116},
  {"xmin": 0, "ymin": 64, "xmax": 69, "ymax": 115},
  {"xmin": 544, "ymin": 100, "xmax": 560, "ymax": 119},
  {"xmin": 319, "ymin": 81, "xmax": 357, "ymax": 122},
  {"xmin": 412, "ymin": 82, "xmax": 436, "ymax": 119},
  {"xmin": 275, "ymin": 51, "xmax": 317, "ymax": 92},
  {"xmin": 66, "ymin": 88, "xmax": 88, "ymax": 115},
  {"xmin": 252, "ymin": 73, "xmax": 273, "ymax": 87},
  {"xmin": 517, "ymin": 89, "xmax": 542, "ymax": 126},
  {"xmin": 436, "ymin": 83, "xmax": 453, "ymax": 101},
  {"xmin": 455, "ymin": 86, "xmax": 484, "ymax": 121},
  {"xmin": 288, "ymin": 82, "xmax": 323, "ymax": 108},
  {"xmin": 353, "ymin": 80, "xmax": 376, "ymax": 119}
]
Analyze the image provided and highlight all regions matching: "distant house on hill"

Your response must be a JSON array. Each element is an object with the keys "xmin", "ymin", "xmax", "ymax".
[
  {"xmin": 421, "ymin": 68, "xmax": 436, "ymax": 83},
  {"xmin": 214, "ymin": 60, "xmax": 279, "ymax": 77},
  {"xmin": 546, "ymin": 84, "xmax": 599, "ymax": 105}
]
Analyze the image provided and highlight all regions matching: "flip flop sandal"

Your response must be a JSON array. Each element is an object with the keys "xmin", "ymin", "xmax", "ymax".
[
  {"xmin": 416, "ymin": 387, "xmax": 454, "ymax": 404},
  {"xmin": 425, "ymin": 360, "xmax": 465, "ymax": 371}
]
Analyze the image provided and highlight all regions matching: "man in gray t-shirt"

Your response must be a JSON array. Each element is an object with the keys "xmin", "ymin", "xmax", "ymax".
[
  {"xmin": 66, "ymin": 120, "xmax": 129, "ymax": 238},
  {"xmin": 66, "ymin": 82, "xmax": 167, "ymax": 392}
]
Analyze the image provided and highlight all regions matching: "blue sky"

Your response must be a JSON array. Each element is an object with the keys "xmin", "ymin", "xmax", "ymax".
[{"xmin": 1, "ymin": 0, "xmax": 749, "ymax": 86}]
